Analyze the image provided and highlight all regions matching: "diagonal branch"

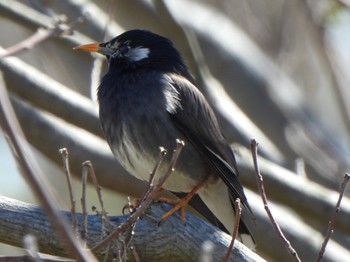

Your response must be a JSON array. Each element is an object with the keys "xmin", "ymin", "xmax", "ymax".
[
  {"xmin": 317, "ymin": 173, "xmax": 350, "ymax": 262},
  {"xmin": 91, "ymin": 140, "xmax": 185, "ymax": 252},
  {"xmin": 251, "ymin": 139, "xmax": 301, "ymax": 262},
  {"xmin": 0, "ymin": 73, "xmax": 96, "ymax": 261}
]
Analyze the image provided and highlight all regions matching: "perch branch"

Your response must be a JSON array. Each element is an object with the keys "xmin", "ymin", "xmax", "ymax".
[{"xmin": 0, "ymin": 196, "xmax": 264, "ymax": 262}]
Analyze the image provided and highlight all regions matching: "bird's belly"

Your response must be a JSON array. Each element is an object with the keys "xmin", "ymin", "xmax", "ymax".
[
  {"xmin": 100, "ymin": 96, "xmax": 210, "ymax": 193},
  {"xmin": 109, "ymin": 128, "xmax": 208, "ymax": 193}
]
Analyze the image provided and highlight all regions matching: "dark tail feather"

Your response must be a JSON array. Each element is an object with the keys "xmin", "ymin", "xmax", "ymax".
[
  {"xmin": 238, "ymin": 219, "xmax": 256, "ymax": 250},
  {"xmin": 184, "ymin": 194, "xmax": 256, "ymax": 250}
]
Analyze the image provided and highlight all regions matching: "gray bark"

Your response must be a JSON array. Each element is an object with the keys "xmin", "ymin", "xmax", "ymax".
[{"xmin": 0, "ymin": 196, "xmax": 264, "ymax": 262}]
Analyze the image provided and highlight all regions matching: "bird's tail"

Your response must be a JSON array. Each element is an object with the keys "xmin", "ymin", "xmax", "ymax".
[
  {"xmin": 237, "ymin": 217, "xmax": 256, "ymax": 250},
  {"xmin": 198, "ymin": 179, "xmax": 256, "ymax": 250}
]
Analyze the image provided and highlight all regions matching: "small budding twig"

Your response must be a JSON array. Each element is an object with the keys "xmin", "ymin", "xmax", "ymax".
[
  {"xmin": 124, "ymin": 196, "xmax": 134, "ymax": 214},
  {"xmin": 59, "ymin": 148, "xmax": 78, "ymax": 233},
  {"xmin": 81, "ymin": 163, "xmax": 89, "ymax": 244},
  {"xmin": 0, "ymin": 14, "xmax": 88, "ymax": 59},
  {"xmin": 120, "ymin": 147, "xmax": 167, "ymax": 261},
  {"xmin": 223, "ymin": 198, "xmax": 242, "ymax": 262},
  {"xmin": 250, "ymin": 139, "xmax": 301, "ymax": 262},
  {"xmin": 91, "ymin": 139, "xmax": 185, "ymax": 252},
  {"xmin": 139, "ymin": 147, "xmax": 167, "ymax": 203},
  {"xmin": 82, "ymin": 160, "xmax": 116, "ymax": 257},
  {"xmin": 130, "ymin": 244, "xmax": 141, "ymax": 262},
  {"xmin": 0, "ymin": 72, "xmax": 96, "ymax": 261},
  {"xmin": 316, "ymin": 173, "xmax": 350, "ymax": 262},
  {"xmin": 83, "ymin": 161, "xmax": 112, "ymax": 229},
  {"xmin": 149, "ymin": 147, "xmax": 168, "ymax": 187},
  {"xmin": 153, "ymin": 140, "xmax": 184, "ymax": 189}
]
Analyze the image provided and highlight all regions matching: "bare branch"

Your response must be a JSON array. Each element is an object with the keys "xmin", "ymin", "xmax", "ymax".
[
  {"xmin": 91, "ymin": 140, "xmax": 185, "ymax": 252},
  {"xmin": 250, "ymin": 138, "xmax": 301, "ymax": 262},
  {"xmin": 83, "ymin": 161, "xmax": 111, "ymax": 227},
  {"xmin": 0, "ymin": 73, "xmax": 97, "ymax": 261},
  {"xmin": 223, "ymin": 199, "xmax": 242, "ymax": 262},
  {"xmin": 0, "ymin": 11, "xmax": 90, "ymax": 59},
  {"xmin": 317, "ymin": 173, "xmax": 350, "ymax": 262},
  {"xmin": 80, "ymin": 163, "xmax": 88, "ymax": 244},
  {"xmin": 0, "ymin": 196, "xmax": 264, "ymax": 262},
  {"xmin": 59, "ymin": 148, "xmax": 78, "ymax": 233},
  {"xmin": 139, "ymin": 147, "xmax": 167, "ymax": 203}
]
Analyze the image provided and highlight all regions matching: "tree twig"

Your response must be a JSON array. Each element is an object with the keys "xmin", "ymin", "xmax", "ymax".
[
  {"xmin": 317, "ymin": 173, "xmax": 350, "ymax": 262},
  {"xmin": 138, "ymin": 147, "xmax": 167, "ymax": 205},
  {"xmin": 250, "ymin": 138, "xmax": 301, "ymax": 262},
  {"xmin": 83, "ymin": 161, "xmax": 112, "ymax": 228},
  {"xmin": 223, "ymin": 198, "xmax": 242, "ymax": 262},
  {"xmin": 0, "ymin": 74, "xmax": 96, "ymax": 261},
  {"xmin": 82, "ymin": 160, "xmax": 116, "ymax": 256},
  {"xmin": 0, "ymin": 15, "xmax": 87, "ymax": 59},
  {"xmin": 81, "ymin": 162, "xmax": 88, "ymax": 244},
  {"xmin": 91, "ymin": 139, "xmax": 185, "ymax": 252},
  {"xmin": 59, "ymin": 148, "xmax": 78, "ymax": 234}
]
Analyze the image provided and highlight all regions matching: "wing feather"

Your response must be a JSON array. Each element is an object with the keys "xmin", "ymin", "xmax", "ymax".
[{"xmin": 166, "ymin": 73, "xmax": 251, "ymax": 211}]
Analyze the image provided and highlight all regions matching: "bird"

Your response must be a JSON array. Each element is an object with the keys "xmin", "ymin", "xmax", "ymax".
[{"xmin": 74, "ymin": 29, "xmax": 255, "ymax": 249}]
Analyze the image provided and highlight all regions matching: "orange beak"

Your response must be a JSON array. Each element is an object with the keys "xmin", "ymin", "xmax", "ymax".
[
  {"xmin": 73, "ymin": 43, "xmax": 101, "ymax": 52},
  {"xmin": 73, "ymin": 43, "xmax": 114, "ymax": 56}
]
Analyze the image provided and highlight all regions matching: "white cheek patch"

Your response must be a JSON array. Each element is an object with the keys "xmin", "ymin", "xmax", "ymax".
[{"xmin": 127, "ymin": 47, "xmax": 150, "ymax": 62}]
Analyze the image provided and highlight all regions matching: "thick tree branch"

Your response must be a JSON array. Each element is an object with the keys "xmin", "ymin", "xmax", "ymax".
[{"xmin": 0, "ymin": 196, "xmax": 265, "ymax": 262}]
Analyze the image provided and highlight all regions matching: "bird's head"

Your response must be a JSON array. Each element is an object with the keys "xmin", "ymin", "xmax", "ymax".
[{"xmin": 74, "ymin": 29, "xmax": 188, "ymax": 74}]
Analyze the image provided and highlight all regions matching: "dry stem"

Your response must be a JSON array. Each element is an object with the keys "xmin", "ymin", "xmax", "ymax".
[
  {"xmin": 223, "ymin": 198, "xmax": 242, "ymax": 262},
  {"xmin": 59, "ymin": 148, "xmax": 78, "ymax": 233},
  {"xmin": 251, "ymin": 138, "xmax": 301, "ymax": 262},
  {"xmin": 81, "ymin": 163, "xmax": 88, "ymax": 244},
  {"xmin": 317, "ymin": 173, "xmax": 350, "ymax": 261},
  {"xmin": 0, "ymin": 73, "xmax": 96, "ymax": 261},
  {"xmin": 0, "ymin": 15, "xmax": 87, "ymax": 59},
  {"xmin": 91, "ymin": 139, "xmax": 185, "ymax": 252}
]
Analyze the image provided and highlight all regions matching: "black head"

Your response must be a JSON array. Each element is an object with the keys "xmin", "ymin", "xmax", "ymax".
[{"xmin": 75, "ymin": 29, "xmax": 190, "ymax": 76}]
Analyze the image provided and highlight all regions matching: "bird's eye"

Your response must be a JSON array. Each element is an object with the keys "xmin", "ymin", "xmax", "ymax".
[{"xmin": 119, "ymin": 43, "xmax": 131, "ymax": 55}]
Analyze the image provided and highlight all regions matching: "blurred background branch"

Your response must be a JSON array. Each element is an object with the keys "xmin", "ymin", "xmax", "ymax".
[{"xmin": 0, "ymin": 0, "xmax": 349, "ymax": 261}]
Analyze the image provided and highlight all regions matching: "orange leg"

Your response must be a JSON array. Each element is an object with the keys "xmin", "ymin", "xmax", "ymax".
[
  {"xmin": 122, "ymin": 188, "xmax": 165, "ymax": 214},
  {"xmin": 159, "ymin": 181, "xmax": 205, "ymax": 222}
]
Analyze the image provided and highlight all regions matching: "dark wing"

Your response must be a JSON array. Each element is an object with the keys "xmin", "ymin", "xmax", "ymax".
[{"xmin": 166, "ymin": 73, "xmax": 251, "ymax": 212}]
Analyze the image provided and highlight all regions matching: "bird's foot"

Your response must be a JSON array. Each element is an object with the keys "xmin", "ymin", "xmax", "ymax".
[
  {"xmin": 159, "ymin": 181, "xmax": 204, "ymax": 222},
  {"xmin": 122, "ymin": 198, "xmax": 139, "ymax": 214}
]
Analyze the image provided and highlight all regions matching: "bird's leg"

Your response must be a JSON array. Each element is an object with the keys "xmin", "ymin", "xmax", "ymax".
[
  {"xmin": 122, "ymin": 188, "xmax": 165, "ymax": 214},
  {"xmin": 159, "ymin": 181, "xmax": 205, "ymax": 222}
]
